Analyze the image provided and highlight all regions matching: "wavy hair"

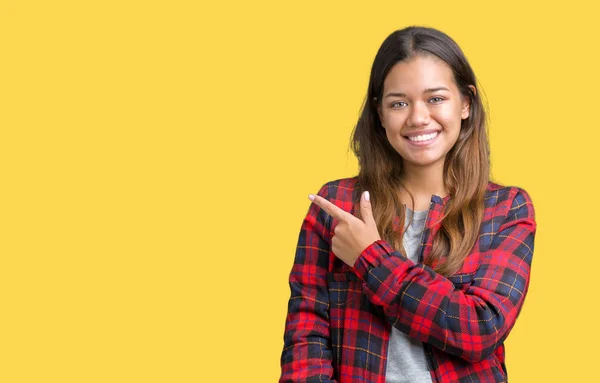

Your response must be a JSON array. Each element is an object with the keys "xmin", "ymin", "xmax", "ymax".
[{"xmin": 350, "ymin": 26, "xmax": 489, "ymax": 276}]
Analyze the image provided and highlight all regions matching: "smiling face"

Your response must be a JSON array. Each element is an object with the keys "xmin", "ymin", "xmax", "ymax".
[{"xmin": 377, "ymin": 55, "xmax": 472, "ymax": 171}]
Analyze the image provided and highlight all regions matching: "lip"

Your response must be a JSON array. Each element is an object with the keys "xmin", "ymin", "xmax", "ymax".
[{"xmin": 403, "ymin": 130, "xmax": 440, "ymax": 147}]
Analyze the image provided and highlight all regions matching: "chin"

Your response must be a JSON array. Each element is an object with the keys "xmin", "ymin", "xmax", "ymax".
[{"xmin": 400, "ymin": 154, "xmax": 446, "ymax": 168}]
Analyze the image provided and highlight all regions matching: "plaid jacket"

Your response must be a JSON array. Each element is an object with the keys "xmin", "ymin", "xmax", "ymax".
[{"xmin": 280, "ymin": 177, "xmax": 536, "ymax": 383}]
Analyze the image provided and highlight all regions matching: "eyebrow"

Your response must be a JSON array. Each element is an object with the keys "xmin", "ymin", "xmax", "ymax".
[{"xmin": 384, "ymin": 87, "xmax": 450, "ymax": 98}]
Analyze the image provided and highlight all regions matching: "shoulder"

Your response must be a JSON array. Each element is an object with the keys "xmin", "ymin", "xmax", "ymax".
[
  {"xmin": 317, "ymin": 176, "xmax": 359, "ymax": 195},
  {"xmin": 316, "ymin": 176, "xmax": 360, "ymax": 212},
  {"xmin": 484, "ymin": 181, "xmax": 536, "ymax": 222}
]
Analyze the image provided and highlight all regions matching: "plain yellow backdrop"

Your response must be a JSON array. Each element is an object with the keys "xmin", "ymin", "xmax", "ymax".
[{"xmin": 1, "ymin": 0, "xmax": 598, "ymax": 382}]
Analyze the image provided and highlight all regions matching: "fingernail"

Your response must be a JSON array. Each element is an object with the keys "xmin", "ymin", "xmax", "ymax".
[
  {"xmin": 364, "ymin": 191, "xmax": 370, "ymax": 201},
  {"xmin": 308, "ymin": 194, "xmax": 315, "ymax": 201}
]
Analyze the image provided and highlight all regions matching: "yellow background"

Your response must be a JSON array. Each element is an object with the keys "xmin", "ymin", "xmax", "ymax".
[{"xmin": 1, "ymin": 1, "xmax": 597, "ymax": 381}]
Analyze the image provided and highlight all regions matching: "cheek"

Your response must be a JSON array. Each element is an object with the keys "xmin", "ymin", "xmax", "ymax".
[
  {"xmin": 433, "ymin": 107, "xmax": 463, "ymax": 130},
  {"xmin": 384, "ymin": 128, "xmax": 396, "ymax": 145},
  {"xmin": 383, "ymin": 113, "xmax": 406, "ymax": 132},
  {"xmin": 383, "ymin": 128, "xmax": 404, "ymax": 151}
]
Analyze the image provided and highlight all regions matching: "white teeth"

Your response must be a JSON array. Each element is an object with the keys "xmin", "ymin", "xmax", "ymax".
[{"xmin": 408, "ymin": 132, "xmax": 438, "ymax": 142}]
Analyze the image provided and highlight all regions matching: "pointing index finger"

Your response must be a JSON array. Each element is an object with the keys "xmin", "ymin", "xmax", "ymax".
[{"xmin": 308, "ymin": 194, "xmax": 349, "ymax": 221}]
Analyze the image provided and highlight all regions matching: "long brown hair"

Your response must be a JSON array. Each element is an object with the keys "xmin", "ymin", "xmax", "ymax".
[{"xmin": 350, "ymin": 26, "xmax": 489, "ymax": 276}]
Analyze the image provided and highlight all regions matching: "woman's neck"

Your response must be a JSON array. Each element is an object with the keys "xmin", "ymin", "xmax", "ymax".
[{"xmin": 399, "ymin": 161, "xmax": 447, "ymax": 211}]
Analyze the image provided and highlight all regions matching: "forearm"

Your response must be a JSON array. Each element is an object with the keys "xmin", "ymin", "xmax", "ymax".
[
  {"xmin": 280, "ymin": 184, "xmax": 338, "ymax": 382},
  {"xmin": 353, "ymin": 235, "xmax": 533, "ymax": 362},
  {"xmin": 280, "ymin": 279, "xmax": 337, "ymax": 382}
]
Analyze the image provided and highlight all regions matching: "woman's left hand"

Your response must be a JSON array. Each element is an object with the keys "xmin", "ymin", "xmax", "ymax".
[{"xmin": 309, "ymin": 191, "xmax": 381, "ymax": 267}]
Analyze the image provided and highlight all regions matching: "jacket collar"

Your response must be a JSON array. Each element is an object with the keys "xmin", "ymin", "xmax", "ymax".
[{"xmin": 432, "ymin": 194, "xmax": 452, "ymax": 205}]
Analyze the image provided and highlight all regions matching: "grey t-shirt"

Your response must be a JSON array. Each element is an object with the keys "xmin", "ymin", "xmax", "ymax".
[{"xmin": 384, "ymin": 207, "xmax": 433, "ymax": 383}]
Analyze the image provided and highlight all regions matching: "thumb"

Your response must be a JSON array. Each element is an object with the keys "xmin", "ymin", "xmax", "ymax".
[{"xmin": 360, "ymin": 191, "xmax": 376, "ymax": 226}]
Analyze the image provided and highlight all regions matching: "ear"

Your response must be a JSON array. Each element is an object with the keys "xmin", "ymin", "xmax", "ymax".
[{"xmin": 461, "ymin": 85, "xmax": 476, "ymax": 120}]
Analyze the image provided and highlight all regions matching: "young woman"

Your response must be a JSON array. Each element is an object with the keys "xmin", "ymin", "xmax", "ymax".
[{"xmin": 279, "ymin": 26, "xmax": 536, "ymax": 383}]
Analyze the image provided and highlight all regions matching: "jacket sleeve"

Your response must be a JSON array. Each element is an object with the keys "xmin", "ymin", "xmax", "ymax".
[
  {"xmin": 280, "ymin": 183, "xmax": 337, "ymax": 383},
  {"xmin": 352, "ymin": 187, "xmax": 536, "ymax": 363}
]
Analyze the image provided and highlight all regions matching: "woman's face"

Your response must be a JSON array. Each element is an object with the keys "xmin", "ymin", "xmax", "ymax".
[{"xmin": 377, "ymin": 55, "xmax": 472, "ymax": 170}]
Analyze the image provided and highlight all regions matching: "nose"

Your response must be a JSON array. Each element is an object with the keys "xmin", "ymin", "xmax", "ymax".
[{"xmin": 407, "ymin": 101, "xmax": 430, "ymax": 127}]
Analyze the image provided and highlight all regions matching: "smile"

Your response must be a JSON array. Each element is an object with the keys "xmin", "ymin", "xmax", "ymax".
[
  {"xmin": 402, "ymin": 131, "xmax": 440, "ymax": 147},
  {"xmin": 407, "ymin": 132, "xmax": 438, "ymax": 142}
]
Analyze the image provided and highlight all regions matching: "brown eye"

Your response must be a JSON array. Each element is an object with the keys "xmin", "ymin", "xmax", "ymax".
[{"xmin": 429, "ymin": 97, "xmax": 444, "ymax": 104}]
